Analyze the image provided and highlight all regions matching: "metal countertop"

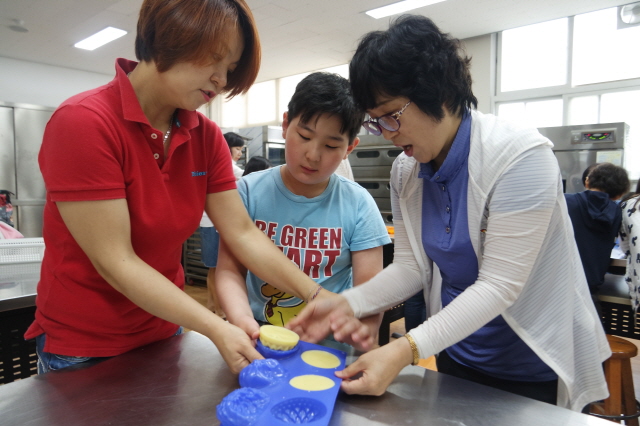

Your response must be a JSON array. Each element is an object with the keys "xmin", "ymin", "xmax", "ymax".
[
  {"xmin": 0, "ymin": 331, "xmax": 614, "ymax": 426},
  {"xmin": 0, "ymin": 262, "xmax": 39, "ymax": 312}
]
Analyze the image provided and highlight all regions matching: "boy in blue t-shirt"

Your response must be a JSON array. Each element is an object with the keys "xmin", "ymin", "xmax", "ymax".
[{"xmin": 216, "ymin": 72, "xmax": 391, "ymax": 340}]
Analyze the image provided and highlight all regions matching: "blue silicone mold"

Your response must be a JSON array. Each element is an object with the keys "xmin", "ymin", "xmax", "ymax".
[{"xmin": 217, "ymin": 340, "xmax": 347, "ymax": 426}]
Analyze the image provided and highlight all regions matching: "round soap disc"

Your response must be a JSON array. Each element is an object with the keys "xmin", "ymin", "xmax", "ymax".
[
  {"xmin": 289, "ymin": 375, "xmax": 336, "ymax": 391},
  {"xmin": 259, "ymin": 325, "xmax": 299, "ymax": 351},
  {"xmin": 300, "ymin": 350, "xmax": 341, "ymax": 369}
]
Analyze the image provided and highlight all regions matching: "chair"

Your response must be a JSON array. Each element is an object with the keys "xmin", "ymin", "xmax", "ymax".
[
  {"xmin": 590, "ymin": 335, "xmax": 640, "ymax": 425},
  {"xmin": 378, "ymin": 303, "xmax": 404, "ymax": 346}
]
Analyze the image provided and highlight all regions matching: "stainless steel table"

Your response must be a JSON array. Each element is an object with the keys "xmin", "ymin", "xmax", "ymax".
[
  {"xmin": 0, "ymin": 331, "xmax": 614, "ymax": 426},
  {"xmin": 0, "ymin": 262, "xmax": 38, "ymax": 312}
]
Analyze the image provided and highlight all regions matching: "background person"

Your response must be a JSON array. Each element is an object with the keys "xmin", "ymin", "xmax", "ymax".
[
  {"xmin": 289, "ymin": 15, "xmax": 609, "ymax": 410},
  {"xmin": 565, "ymin": 162, "xmax": 629, "ymax": 311},
  {"xmin": 620, "ymin": 180, "xmax": 640, "ymax": 315},
  {"xmin": 225, "ymin": 131, "xmax": 247, "ymax": 179},
  {"xmin": 242, "ymin": 155, "xmax": 272, "ymax": 176},
  {"xmin": 26, "ymin": 0, "xmax": 331, "ymax": 375},
  {"xmin": 199, "ymin": 131, "xmax": 249, "ymax": 317},
  {"xmin": 582, "ymin": 163, "xmax": 600, "ymax": 187}
]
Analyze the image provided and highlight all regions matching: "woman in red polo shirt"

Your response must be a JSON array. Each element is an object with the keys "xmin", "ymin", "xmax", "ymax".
[{"xmin": 27, "ymin": 0, "xmax": 330, "ymax": 375}]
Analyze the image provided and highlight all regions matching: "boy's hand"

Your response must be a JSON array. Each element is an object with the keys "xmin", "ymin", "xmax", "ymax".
[
  {"xmin": 232, "ymin": 315, "xmax": 261, "ymax": 341},
  {"xmin": 212, "ymin": 321, "xmax": 263, "ymax": 374}
]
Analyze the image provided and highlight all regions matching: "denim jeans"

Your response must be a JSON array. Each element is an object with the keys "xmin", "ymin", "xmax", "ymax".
[{"xmin": 35, "ymin": 327, "xmax": 184, "ymax": 374}]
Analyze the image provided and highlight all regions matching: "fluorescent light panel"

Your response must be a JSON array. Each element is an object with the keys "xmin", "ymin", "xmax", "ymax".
[
  {"xmin": 366, "ymin": 0, "xmax": 447, "ymax": 19},
  {"xmin": 74, "ymin": 26, "xmax": 127, "ymax": 51}
]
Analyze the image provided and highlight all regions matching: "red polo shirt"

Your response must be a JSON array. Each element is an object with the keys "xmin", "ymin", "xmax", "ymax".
[{"xmin": 25, "ymin": 58, "xmax": 236, "ymax": 357}]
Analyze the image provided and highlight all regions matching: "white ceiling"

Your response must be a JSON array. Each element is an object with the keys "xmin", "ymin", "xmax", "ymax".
[{"xmin": 0, "ymin": 0, "xmax": 632, "ymax": 83}]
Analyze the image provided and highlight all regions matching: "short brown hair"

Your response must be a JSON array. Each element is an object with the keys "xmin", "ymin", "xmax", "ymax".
[{"xmin": 135, "ymin": 0, "xmax": 261, "ymax": 97}]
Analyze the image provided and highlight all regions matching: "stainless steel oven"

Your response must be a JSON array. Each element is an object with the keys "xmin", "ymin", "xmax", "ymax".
[
  {"xmin": 236, "ymin": 125, "xmax": 286, "ymax": 167},
  {"xmin": 350, "ymin": 134, "xmax": 402, "ymax": 225},
  {"xmin": 538, "ymin": 122, "xmax": 628, "ymax": 194}
]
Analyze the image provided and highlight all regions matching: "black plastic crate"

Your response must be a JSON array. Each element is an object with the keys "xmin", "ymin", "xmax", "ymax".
[
  {"xmin": 0, "ymin": 306, "xmax": 37, "ymax": 384},
  {"xmin": 600, "ymin": 301, "xmax": 640, "ymax": 340},
  {"xmin": 183, "ymin": 229, "xmax": 207, "ymax": 287}
]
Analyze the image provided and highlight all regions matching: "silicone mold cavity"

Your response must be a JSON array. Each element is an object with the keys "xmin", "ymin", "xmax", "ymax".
[
  {"xmin": 216, "ymin": 387, "xmax": 270, "ymax": 426},
  {"xmin": 239, "ymin": 358, "xmax": 287, "ymax": 389},
  {"xmin": 216, "ymin": 341, "xmax": 346, "ymax": 426},
  {"xmin": 256, "ymin": 340, "xmax": 299, "ymax": 359},
  {"xmin": 271, "ymin": 397, "xmax": 327, "ymax": 424}
]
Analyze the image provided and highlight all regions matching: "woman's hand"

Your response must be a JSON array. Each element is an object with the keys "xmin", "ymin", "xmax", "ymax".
[
  {"xmin": 331, "ymin": 314, "xmax": 380, "ymax": 352},
  {"xmin": 336, "ymin": 337, "xmax": 414, "ymax": 395},
  {"xmin": 211, "ymin": 321, "xmax": 263, "ymax": 374},
  {"xmin": 287, "ymin": 292, "xmax": 352, "ymax": 343}
]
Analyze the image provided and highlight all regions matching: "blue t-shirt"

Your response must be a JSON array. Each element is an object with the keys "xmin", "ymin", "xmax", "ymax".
[
  {"xmin": 420, "ymin": 112, "xmax": 556, "ymax": 382},
  {"xmin": 237, "ymin": 166, "xmax": 391, "ymax": 326}
]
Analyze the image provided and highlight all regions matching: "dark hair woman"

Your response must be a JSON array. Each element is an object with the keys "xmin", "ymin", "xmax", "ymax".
[{"xmin": 290, "ymin": 15, "xmax": 610, "ymax": 411}]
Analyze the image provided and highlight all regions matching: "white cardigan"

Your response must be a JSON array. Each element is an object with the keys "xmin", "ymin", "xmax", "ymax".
[{"xmin": 343, "ymin": 110, "xmax": 610, "ymax": 411}]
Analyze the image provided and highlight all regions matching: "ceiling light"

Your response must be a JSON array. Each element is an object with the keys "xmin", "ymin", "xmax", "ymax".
[
  {"xmin": 74, "ymin": 27, "xmax": 127, "ymax": 51},
  {"xmin": 366, "ymin": 0, "xmax": 447, "ymax": 19}
]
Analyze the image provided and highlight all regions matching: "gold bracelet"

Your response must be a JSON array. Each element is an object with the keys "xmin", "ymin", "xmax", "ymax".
[{"xmin": 405, "ymin": 334, "xmax": 420, "ymax": 365}]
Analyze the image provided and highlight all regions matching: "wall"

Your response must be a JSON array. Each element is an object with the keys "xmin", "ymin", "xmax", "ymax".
[
  {"xmin": 0, "ymin": 57, "xmax": 111, "ymax": 109},
  {"xmin": 461, "ymin": 33, "xmax": 496, "ymax": 114}
]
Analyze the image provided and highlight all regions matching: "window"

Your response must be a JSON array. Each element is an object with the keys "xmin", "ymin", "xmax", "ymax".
[
  {"xmin": 319, "ymin": 64, "xmax": 349, "ymax": 79},
  {"xmin": 500, "ymin": 18, "xmax": 568, "ymax": 92},
  {"xmin": 497, "ymin": 99, "xmax": 563, "ymax": 128},
  {"xmin": 600, "ymin": 90, "xmax": 640, "ymax": 178},
  {"xmin": 247, "ymin": 80, "xmax": 276, "ymax": 125},
  {"xmin": 567, "ymin": 96, "xmax": 599, "ymax": 125},
  {"xmin": 278, "ymin": 72, "xmax": 310, "ymax": 118},
  {"xmin": 573, "ymin": 8, "xmax": 640, "ymax": 86},
  {"xmin": 496, "ymin": 6, "xmax": 640, "ymax": 179},
  {"xmin": 221, "ymin": 93, "xmax": 246, "ymax": 128}
]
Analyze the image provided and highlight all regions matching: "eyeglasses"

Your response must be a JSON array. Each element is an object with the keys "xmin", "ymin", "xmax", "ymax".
[{"xmin": 362, "ymin": 101, "xmax": 411, "ymax": 136}]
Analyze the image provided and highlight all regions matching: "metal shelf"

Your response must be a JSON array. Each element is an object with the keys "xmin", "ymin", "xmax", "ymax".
[{"xmin": 182, "ymin": 230, "xmax": 207, "ymax": 286}]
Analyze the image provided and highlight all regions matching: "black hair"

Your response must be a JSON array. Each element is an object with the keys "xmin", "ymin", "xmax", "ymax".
[
  {"xmin": 223, "ymin": 132, "xmax": 246, "ymax": 149},
  {"xmin": 621, "ymin": 180, "xmax": 640, "ymax": 205},
  {"xmin": 242, "ymin": 156, "xmax": 272, "ymax": 176},
  {"xmin": 349, "ymin": 14, "xmax": 477, "ymax": 121},
  {"xmin": 586, "ymin": 162, "xmax": 629, "ymax": 199},
  {"xmin": 581, "ymin": 163, "xmax": 600, "ymax": 187},
  {"xmin": 287, "ymin": 72, "xmax": 364, "ymax": 143}
]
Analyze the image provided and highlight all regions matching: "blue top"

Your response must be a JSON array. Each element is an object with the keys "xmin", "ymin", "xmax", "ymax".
[
  {"xmin": 420, "ymin": 112, "xmax": 556, "ymax": 381},
  {"xmin": 237, "ymin": 166, "xmax": 391, "ymax": 326}
]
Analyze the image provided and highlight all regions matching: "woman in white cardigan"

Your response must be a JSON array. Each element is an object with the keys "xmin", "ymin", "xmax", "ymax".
[{"xmin": 289, "ymin": 15, "xmax": 610, "ymax": 411}]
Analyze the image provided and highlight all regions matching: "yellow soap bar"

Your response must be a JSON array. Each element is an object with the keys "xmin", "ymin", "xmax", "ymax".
[
  {"xmin": 289, "ymin": 375, "xmax": 335, "ymax": 391},
  {"xmin": 301, "ymin": 350, "xmax": 341, "ymax": 369},
  {"xmin": 259, "ymin": 325, "xmax": 300, "ymax": 351}
]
